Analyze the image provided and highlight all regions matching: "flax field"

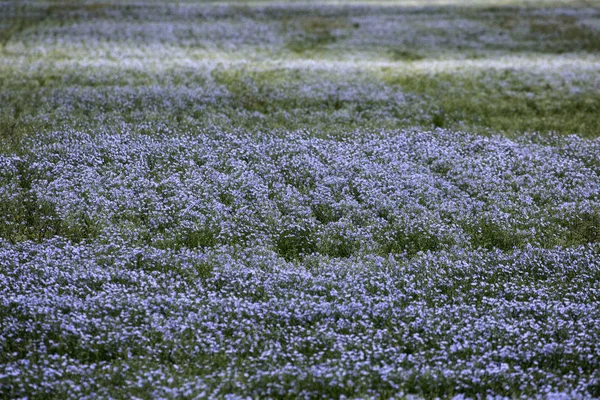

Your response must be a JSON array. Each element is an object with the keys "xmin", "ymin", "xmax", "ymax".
[{"xmin": 1, "ymin": 0, "xmax": 600, "ymax": 398}]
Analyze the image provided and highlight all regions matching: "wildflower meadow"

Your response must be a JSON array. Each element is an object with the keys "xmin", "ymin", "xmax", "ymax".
[{"xmin": 1, "ymin": 0, "xmax": 599, "ymax": 398}]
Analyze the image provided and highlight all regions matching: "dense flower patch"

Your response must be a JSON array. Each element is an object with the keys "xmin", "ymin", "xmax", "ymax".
[{"xmin": 1, "ymin": 128, "xmax": 599, "ymax": 398}]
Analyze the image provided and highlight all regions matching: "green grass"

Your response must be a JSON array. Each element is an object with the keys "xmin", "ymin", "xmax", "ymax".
[{"xmin": 379, "ymin": 68, "xmax": 600, "ymax": 137}]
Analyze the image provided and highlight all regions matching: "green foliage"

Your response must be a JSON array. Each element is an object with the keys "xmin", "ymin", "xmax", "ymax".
[
  {"xmin": 311, "ymin": 203, "xmax": 342, "ymax": 224},
  {"xmin": 378, "ymin": 226, "xmax": 443, "ymax": 256},
  {"xmin": 276, "ymin": 227, "xmax": 317, "ymax": 261},
  {"xmin": 0, "ymin": 194, "xmax": 100, "ymax": 244},
  {"xmin": 284, "ymin": 17, "xmax": 351, "ymax": 53},
  {"xmin": 380, "ymin": 69, "xmax": 600, "ymax": 137},
  {"xmin": 163, "ymin": 227, "xmax": 220, "ymax": 250},
  {"xmin": 463, "ymin": 219, "xmax": 525, "ymax": 251},
  {"xmin": 182, "ymin": 228, "xmax": 218, "ymax": 249},
  {"xmin": 0, "ymin": 161, "xmax": 101, "ymax": 243},
  {"xmin": 0, "ymin": 104, "xmax": 37, "ymax": 153},
  {"xmin": 212, "ymin": 68, "xmax": 272, "ymax": 113},
  {"xmin": 494, "ymin": 13, "xmax": 600, "ymax": 53},
  {"xmin": 317, "ymin": 230, "xmax": 357, "ymax": 258},
  {"xmin": 389, "ymin": 48, "xmax": 425, "ymax": 61},
  {"xmin": 561, "ymin": 211, "xmax": 600, "ymax": 245}
]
